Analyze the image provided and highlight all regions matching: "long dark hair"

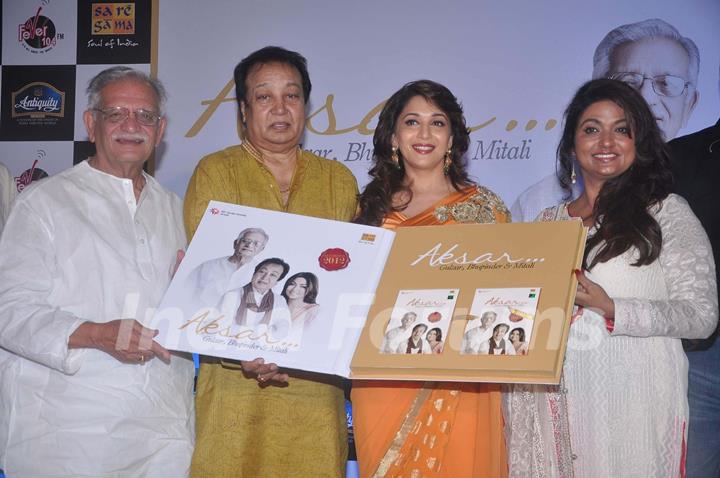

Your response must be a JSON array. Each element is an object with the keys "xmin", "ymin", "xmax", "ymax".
[
  {"xmin": 427, "ymin": 327, "xmax": 443, "ymax": 342},
  {"xmin": 558, "ymin": 79, "xmax": 673, "ymax": 270},
  {"xmin": 280, "ymin": 272, "xmax": 318, "ymax": 304},
  {"xmin": 354, "ymin": 80, "xmax": 473, "ymax": 226},
  {"xmin": 510, "ymin": 327, "xmax": 525, "ymax": 343}
]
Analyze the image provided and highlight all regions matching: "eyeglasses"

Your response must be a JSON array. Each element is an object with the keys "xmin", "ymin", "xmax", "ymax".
[
  {"xmin": 611, "ymin": 72, "xmax": 690, "ymax": 98},
  {"xmin": 93, "ymin": 106, "xmax": 162, "ymax": 126},
  {"xmin": 239, "ymin": 239, "xmax": 264, "ymax": 247}
]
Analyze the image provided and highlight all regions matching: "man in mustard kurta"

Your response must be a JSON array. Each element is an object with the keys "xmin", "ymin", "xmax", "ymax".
[{"xmin": 185, "ymin": 47, "xmax": 357, "ymax": 477}]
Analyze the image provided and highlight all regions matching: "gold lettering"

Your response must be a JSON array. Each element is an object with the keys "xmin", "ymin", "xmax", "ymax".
[
  {"xmin": 233, "ymin": 328, "xmax": 281, "ymax": 344},
  {"xmin": 468, "ymin": 117, "xmax": 497, "ymax": 132},
  {"xmin": 306, "ymin": 94, "xmax": 353, "ymax": 135},
  {"xmin": 356, "ymin": 99, "xmax": 385, "ymax": 135},
  {"xmin": 185, "ymin": 81, "xmax": 555, "ymax": 138},
  {"xmin": 306, "ymin": 95, "xmax": 386, "ymax": 136},
  {"xmin": 185, "ymin": 78, "xmax": 237, "ymax": 138},
  {"xmin": 178, "ymin": 310, "xmax": 223, "ymax": 334},
  {"xmin": 179, "ymin": 310, "xmax": 281, "ymax": 345}
]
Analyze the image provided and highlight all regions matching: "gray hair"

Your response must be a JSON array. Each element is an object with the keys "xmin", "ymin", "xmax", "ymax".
[
  {"xmin": 86, "ymin": 66, "xmax": 167, "ymax": 113},
  {"xmin": 236, "ymin": 227, "xmax": 269, "ymax": 244},
  {"xmin": 592, "ymin": 18, "xmax": 700, "ymax": 88}
]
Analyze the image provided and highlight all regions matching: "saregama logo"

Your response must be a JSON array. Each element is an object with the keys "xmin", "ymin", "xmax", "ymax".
[
  {"xmin": 92, "ymin": 3, "xmax": 136, "ymax": 35},
  {"xmin": 12, "ymin": 82, "xmax": 65, "ymax": 118}
]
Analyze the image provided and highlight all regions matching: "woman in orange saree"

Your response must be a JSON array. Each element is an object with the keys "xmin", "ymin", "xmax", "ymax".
[{"xmin": 352, "ymin": 80, "xmax": 510, "ymax": 478}]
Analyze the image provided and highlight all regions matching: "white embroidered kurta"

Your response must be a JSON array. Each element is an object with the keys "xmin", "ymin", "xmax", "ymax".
[
  {"xmin": 504, "ymin": 194, "xmax": 718, "ymax": 478},
  {"xmin": 0, "ymin": 161, "xmax": 195, "ymax": 477}
]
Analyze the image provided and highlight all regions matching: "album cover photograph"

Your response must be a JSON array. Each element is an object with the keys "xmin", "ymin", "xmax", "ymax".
[
  {"xmin": 380, "ymin": 289, "xmax": 459, "ymax": 355},
  {"xmin": 460, "ymin": 288, "xmax": 540, "ymax": 356}
]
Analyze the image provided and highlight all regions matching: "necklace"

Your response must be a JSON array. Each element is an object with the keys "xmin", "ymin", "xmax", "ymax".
[{"xmin": 242, "ymin": 141, "xmax": 298, "ymax": 197}]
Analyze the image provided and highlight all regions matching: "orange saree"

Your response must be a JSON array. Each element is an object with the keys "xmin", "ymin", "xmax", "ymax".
[{"xmin": 351, "ymin": 185, "xmax": 510, "ymax": 478}]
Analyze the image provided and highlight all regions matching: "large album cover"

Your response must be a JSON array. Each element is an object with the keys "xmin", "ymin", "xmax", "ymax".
[
  {"xmin": 350, "ymin": 220, "xmax": 587, "ymax": 384},
  {"xmin": 153, "ymin": 201, "xmax": 394, "ymax": 376}
]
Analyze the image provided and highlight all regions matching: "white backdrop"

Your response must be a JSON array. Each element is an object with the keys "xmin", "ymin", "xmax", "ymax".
[{"xmin": 155, "ymin": 0, "xmax": 720, "ymax": 207}]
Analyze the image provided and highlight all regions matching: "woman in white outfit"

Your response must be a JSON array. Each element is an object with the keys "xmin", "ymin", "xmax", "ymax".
[{"xmin": 504, "ymin": 79, "xmax": 718, "ymax": 478}]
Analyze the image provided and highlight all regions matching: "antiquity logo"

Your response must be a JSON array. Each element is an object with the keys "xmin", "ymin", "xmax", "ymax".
[{"xmin": 12, "ymin": 82, "xmax": 65, "ymax": 123}]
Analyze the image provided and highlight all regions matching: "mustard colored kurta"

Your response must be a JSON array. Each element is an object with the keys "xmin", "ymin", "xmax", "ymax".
[
  {"xmin": 185, "ymin": 144, "xmax": 358, "ymax": 477},
  {"xmin": 352, "ymin": 185, "xmax": 510, "ymax": 478}
]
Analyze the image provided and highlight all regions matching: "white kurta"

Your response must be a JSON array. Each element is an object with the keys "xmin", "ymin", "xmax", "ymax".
[
  {"xmin": 460, "ymin": 324, "xmax": 493, "ymax": 354},
  {"xmin": 380, "ymin": 326, "xmax": 411, "ymax": 354},
  {"xmin": 0, "ymin": 161, "xmax": 195, "ymax": 477},
  {"xmin": 504, "ymin": 194, "xmax": 718, "ymax": 477},
  {"xmin": 182, "ymin": 255, "xmax": 255, "ymax": 314},
  {"xmin": 0, "ymin": 162, "xmax": 16, "ymax": 236}
]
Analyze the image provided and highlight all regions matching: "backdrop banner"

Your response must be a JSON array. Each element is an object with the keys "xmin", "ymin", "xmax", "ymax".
[{"xmin": 153, "ymin": 0, "xmax": 720, "ymax": 210}]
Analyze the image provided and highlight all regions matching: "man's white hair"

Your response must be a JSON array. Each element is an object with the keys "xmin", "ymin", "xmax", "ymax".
[
  {"xmin": 593, "ymin": 18, "xmax": 700, "ymax": 87},
  {"xmin": 86, "ymin": 66, "xmax": 167, "ymax": 113},
  {"xmin": 236, "ymin": 227, "xmax": 268, "ymax": 243}
]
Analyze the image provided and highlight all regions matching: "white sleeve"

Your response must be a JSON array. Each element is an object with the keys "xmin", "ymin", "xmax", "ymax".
[
  {"xmin": 0, "ymin": 199, "xmax": 86, "ymax": 374},
  {"xmin": 0, "ymin": 164, "xmax": 16, "ymax": 236},
  {"xmin": 612, "ymin": 195, "xmax": 718, "ymax": 339}
]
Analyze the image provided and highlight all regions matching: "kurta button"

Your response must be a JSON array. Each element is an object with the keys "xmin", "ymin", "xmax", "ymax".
[
  {"xmin": 571, "ymin": 454, "xmax": 578, "ymax": 460},
  {"xmin": 139, "ymin": 238, "xmax": 145, "ymax": 244}
]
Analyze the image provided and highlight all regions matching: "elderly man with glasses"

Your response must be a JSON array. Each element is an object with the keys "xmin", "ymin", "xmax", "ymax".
[
  {"xmin": 182, "ymin": 227, "xmax": 270, "ymax": 316},
  {"xmin": 595, "ymin": 18, "xmax": 699, "ymax": 141},
  {"xmin": 0, "ymin": 66, "xmax": 194, "ymax": 477},
  {"xmin": 511, "ymin": 18, "xmax": 700, "ymax": 223}
]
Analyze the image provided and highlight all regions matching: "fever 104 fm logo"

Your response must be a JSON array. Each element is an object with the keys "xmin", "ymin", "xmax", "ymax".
[{"xmin": 18, "ymin": 7, "xmax": 64, "ymax": 53}]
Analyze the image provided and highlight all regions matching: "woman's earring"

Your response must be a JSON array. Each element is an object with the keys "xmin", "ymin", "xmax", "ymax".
[
  {"xmin": 391, "ymin": 146, "xmax": 401, "ymax": 170},
  {"xmin": 443, "ymin": 149, "xmax": 452, "ymax": 175},
  {"xmin": 571, "ymin": 163, "xmax": 577, "ymax": 185}
]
